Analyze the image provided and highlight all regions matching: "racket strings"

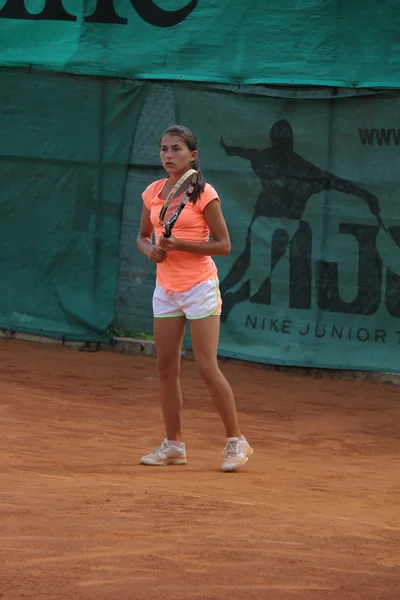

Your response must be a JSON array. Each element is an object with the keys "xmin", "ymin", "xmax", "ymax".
[
  {"xmin": 159, "ymin": 170, "xmax": 197, "ymax": 227},
  {"xmin": 162, "ymin": 195, "xmax": 185, "ymax": 223}
]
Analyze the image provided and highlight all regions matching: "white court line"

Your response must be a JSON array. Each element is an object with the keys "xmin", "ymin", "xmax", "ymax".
[
  {"xmin": 13, "ymin": 469, "xmax": 73, "ymax": 481},
  {"xmin": 226, "ymin": 499, "xmax": 293, "ymax": 511},
  {"xmin": 25, "ymin": 472, "xmax": 73, "ymax": 481},
  {"xmin": 14, "ymin": 470, "xmax": 119, "ymax": 485},
  {"xmin": 95, "ymin": 481, "xmax": 120, "ymax": 486}
]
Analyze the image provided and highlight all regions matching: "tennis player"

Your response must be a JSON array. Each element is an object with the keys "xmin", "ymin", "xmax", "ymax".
[{"xmin": 136, "ymin": 125, "xmax": 253, "ymax": 472}]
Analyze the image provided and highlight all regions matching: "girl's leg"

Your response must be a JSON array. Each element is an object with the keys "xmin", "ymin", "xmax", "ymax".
[
  {"xmin": 190, "ymin": 315, "xmax": 253, "ymax": 471},
  {"xmin": 153, "ymin": 316, "xmax": 187, "ymax": 441},
  {"xmin": 189, "ymin": 315, "xmax": 240, "ymax": 438}
]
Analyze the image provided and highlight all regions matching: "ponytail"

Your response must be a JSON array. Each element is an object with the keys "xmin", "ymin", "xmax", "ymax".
[{"xmin": 190, "ymin": 158, "xmax": 206, "ymax": 204}]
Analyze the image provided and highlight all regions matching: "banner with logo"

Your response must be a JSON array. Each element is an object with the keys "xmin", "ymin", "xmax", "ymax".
[
  {"xmin": 173, "ymin": 85, "xmax": 400, "ymax": 371},
  {"xmin": 0, "ymin": 0, "xmax": 399, "ymax": 88},
  {"xmin": 118, "ymin": 83, "xmax": 400, "ymax": 372}
]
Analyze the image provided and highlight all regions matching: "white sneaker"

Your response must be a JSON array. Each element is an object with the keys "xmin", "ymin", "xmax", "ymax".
[
  {"xmin": 140, "ymin": 439, "xmax": 187, "ymax": 466},
  {"xmin": 222, "ymin": 435, "xmax": 253, "ymax": 472}
]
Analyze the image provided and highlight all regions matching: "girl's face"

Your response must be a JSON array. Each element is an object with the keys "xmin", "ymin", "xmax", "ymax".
[{"xmin": 160, "ymin": 135, "xmax": 197, "ymax": 177}]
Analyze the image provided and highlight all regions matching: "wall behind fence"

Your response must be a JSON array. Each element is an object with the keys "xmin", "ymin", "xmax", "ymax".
[
  {"xmin": 0, "ymin": 68, "xmax": 146, "ymax": 340},
  {"xmin": 118, "ymin": 83, "xmax": 400, "ymax": 373},
  {"xmin": 0, "ymin": 0, "xmax": 399, "ymax": 88}
]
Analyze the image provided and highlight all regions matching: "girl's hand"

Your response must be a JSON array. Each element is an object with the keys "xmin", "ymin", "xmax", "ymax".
[
  {"xmin": 159, "ymin": 234, "xmax": 181, "ymax": 252},
  {"xmin": 148, "ymin": 245, "xmax": 168, "ymax": 263}
]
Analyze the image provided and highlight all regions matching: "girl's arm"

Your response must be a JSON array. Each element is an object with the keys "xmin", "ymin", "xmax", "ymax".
[
  {"xmin": 137, "ymin": 206, "xmax": 168, "ymax": 263},
  {"xmin": 159, "ymin": 200, "xmax": 231, "ymax": 256}
]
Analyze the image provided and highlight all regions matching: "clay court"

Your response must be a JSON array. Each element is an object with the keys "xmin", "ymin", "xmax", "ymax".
[{"xmin": 0, "ymin": 340, "xmax": 399, "ymax": 600}]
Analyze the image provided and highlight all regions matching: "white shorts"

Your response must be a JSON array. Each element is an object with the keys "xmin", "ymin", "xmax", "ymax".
[{"xmin": 153, "ymin": 278, "xmax": 222, "ymax": 320}]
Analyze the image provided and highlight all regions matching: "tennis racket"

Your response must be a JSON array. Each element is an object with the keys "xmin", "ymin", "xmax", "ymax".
[{"xmin": 159, "ymin": 169, "xmax": 198, "ymax": 238}]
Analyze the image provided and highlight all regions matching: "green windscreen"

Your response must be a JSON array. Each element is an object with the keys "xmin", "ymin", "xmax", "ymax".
[{"xmin": 0, "ymin": 69, "xmax": 146, "ymax": 340}]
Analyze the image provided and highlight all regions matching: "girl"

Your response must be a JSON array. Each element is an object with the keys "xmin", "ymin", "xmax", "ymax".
[{"xmin": 136, "ymin": 125, "xmax": 253, "ymax": 472}]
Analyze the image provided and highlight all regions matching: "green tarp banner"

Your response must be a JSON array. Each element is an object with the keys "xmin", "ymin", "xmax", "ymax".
[
  {"xmin": 118, "ymin": 83, "xmax": 400, "ymax": 372},
  {"xmin": 0, "ymin": 0, "xmax": 399, "ymax": 88},
  {"xmin": 0, "ymin": 69, "xmax": 146, "ymax": 340}
]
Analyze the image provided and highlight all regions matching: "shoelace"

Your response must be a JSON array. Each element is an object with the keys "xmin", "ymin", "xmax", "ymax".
[
  {"xmin": 224, "ymin": 439, "xmax": 241, "ymax": 458},
  {"xmin": 151, "ymin": 440, "xmax": 183, "ymax": 457},
  {"xmin": 150, "ymin": 441, "xmax": 169, "ymax": 457}
]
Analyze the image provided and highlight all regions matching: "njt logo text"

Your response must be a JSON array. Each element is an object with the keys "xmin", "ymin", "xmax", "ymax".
[{"xmin": 0, "ymin": 0, "xmax": 197, "ymax": 27}]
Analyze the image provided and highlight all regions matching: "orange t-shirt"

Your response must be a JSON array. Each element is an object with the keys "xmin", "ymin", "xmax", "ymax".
[{"xmin": 142, "ymin": 179, "xmax": 220, "ymax": 292}]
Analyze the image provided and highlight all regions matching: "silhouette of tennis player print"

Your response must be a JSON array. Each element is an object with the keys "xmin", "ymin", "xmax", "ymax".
[{"xmin": 219, "ymin": 119, "xmax": 387, "ymax": 322}]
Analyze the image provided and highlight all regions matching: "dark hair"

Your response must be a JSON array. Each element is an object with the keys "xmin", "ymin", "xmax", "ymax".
[{"xmin": 160, "ymin": 125, "xmax": 206, "ymax": 203}]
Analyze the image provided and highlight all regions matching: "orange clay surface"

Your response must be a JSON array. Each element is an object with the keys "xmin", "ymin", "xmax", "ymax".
[{"xmin": 0, "ymin": 340, "xmax": 399, "ymax": 600}]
